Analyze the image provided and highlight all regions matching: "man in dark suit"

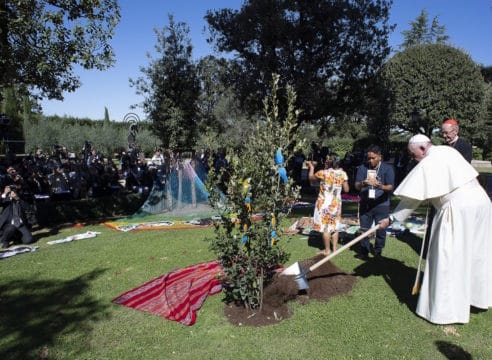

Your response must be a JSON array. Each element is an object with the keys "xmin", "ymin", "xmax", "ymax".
[
  {"xmin": 0, "ymin": 185, "xmax": 34, "ymax": 248},
  {"xmin": 441, "ymin": 118, "xmax": 472, "ymax": 163}
]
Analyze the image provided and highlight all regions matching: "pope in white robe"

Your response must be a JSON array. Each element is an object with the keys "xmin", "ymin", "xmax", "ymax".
[{"xmin": 379, "ymin": 134, "xmax": 492, "ymax": 324}]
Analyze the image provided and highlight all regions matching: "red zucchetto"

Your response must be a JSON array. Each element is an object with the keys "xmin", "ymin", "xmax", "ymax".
[{"xmin": 443, "ymin": 118, "xmax": 458, "ymax": 125}]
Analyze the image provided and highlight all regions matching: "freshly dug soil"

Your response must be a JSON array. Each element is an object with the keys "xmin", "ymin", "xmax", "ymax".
[{"xmin": 224, "ymin": 254, "xmax": 356, "ymax": 326}]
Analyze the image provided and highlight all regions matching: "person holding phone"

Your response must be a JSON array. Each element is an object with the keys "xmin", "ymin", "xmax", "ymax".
[{"xmin": 354, "ymin": 144, "xmax": 395, "ymax": 260}]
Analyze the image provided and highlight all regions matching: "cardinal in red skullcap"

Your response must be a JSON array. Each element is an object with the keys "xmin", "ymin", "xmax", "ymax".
[{"xmin": 440, "ymin": 118, "xmax": 472, "ymax": 162}]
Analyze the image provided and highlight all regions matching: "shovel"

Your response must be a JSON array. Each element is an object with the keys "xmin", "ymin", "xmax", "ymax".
[{"xmin": 281, "ymin": 224, "xmax": 380, "ymax": 290}]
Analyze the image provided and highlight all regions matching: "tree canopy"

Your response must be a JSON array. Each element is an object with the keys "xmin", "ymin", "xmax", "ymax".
[
  {"xmin": 131, "ymin": 15, "xmax": 200, "ymax": 150},
  {"xmin": 400, "ymin": 9, "xmax": 449, "ymax": 50},
  {"xmin": 380, "ymin": 43, "xmax": 486, "ymax": 140},
  {"xmin": 0, "ymin": 0, "xmax": 120, "ymax": 101},
  {"xmin": 205, "ymin": 0, "xmax": 394, "ymax": 123}
]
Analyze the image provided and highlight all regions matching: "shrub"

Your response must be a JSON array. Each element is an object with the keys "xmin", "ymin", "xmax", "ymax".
[{"xmin": 206, "ymin": 75, "xmax": 303, "ymax": 310}]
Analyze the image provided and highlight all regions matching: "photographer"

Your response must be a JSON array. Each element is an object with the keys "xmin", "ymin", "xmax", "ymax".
[
  {"xmin": 0, "ymin": 185, "xmax": 35, "ymax": 249},
  {"xmin": 48, "ymin": 164, "xmax": 72, "ymax": 200},
  {"xmin": 3, "ymin": 166, "xmax": 24, "ymax": 188}
]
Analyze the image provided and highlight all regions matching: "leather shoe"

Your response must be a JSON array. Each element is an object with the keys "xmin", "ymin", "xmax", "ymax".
[{"xmin": 373, "ymin": 252, "xmax": 382, "ymax": 260}]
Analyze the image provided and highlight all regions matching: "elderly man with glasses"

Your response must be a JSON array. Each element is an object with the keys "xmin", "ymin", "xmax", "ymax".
[{"xmin": 441, "ymin": 118, "xmax": 472, "ymax": 163}]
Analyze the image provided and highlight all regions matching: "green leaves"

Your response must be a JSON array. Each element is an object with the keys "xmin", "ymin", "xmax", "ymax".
[
  {"xmin": 206, "ymin": 75, "xmax": 302, "ymax": 310},
  {"xmin": 131, "ymin": 15, "xmax": 199, "ymax": 149},
  {"xmin": 381, "ymin": 44, "xmax": 486, "ymax": 137},
  {"xmin": 206, "ymin": 0, "xmax": 393, "ymax": 122},
  {"xmin": 400, "ymin": 9, "xmax": 449, "ymax": 50},
  {"xmin": 0, "ymin": 0, "xmax": 120, "ymax": 99}
]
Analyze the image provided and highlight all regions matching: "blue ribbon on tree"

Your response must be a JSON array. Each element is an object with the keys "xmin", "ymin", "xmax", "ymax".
[{"xmin": 274, "ymin": 148, "xmax": 288, "ymax": 184}]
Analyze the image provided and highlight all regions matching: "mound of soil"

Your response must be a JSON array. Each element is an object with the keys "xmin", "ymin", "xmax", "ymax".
[{"xmin": 224, "ymin": 254, "xmax": 356, "ymax": 326}]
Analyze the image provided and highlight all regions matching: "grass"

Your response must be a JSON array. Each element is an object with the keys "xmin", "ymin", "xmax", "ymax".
[{"xmin": 1, "ymin": 212, "xmax": 491, "ymax": 360}]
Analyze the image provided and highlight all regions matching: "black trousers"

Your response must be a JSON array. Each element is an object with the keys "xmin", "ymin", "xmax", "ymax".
[{"xmin": 0, "ymin": 224, "xmax": 34, "ymax": 246}]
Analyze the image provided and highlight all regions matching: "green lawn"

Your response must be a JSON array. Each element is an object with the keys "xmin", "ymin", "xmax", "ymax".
[{"xmin": 1, "ymin": 214, "xmax": 491, "ymax": 359}]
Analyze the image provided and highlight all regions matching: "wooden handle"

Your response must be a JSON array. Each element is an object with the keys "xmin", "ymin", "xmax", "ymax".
[{"xmin": 309, "ymin": 224, "xmax": 381, "ymax": 272}]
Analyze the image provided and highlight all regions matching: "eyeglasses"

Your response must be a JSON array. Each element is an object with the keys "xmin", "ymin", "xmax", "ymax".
[{"xmin": 441, "ymin": 129, "xmax": 456, "ymax": 135}]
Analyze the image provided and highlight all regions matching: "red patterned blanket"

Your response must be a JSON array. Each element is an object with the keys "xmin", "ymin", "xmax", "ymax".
[{"xmin": 112, "ymin": 260, "xmax": 223, "ymax": 326}]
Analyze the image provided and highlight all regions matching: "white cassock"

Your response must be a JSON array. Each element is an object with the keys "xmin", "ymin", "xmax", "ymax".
[{"xmin": 391, "ymin": 145, "xmax": 492, "ymax": 324}]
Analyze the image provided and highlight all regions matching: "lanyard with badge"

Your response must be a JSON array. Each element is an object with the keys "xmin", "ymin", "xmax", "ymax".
[{"xmin": 367, "ymin": 164, "xmax": 380, "ymax": 199}]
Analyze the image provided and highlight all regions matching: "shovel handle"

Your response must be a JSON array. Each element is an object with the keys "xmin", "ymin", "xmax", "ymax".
[{"xmin": 309, "ymin": 224, "xmax": 381, "ymax": 272}]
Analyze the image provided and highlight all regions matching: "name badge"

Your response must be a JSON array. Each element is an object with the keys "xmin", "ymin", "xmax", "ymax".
[{"xmin": 368, "ymin": 188, "xmax": 376, "ymax": 199}]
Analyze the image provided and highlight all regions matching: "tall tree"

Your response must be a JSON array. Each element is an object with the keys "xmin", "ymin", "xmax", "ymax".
[
  {"xmin": 1, "ymin": 87, "xmax": 23, "ymax": 153},
  {"xmin": 131, "ymin": 15, "xmax": 200, "ymax": 150},
  {"xmin": 0, "ymin": 0, "xmax": 120, "ymax": 101},
  {"xmin": 481, "ymin": 66, "xmax": 492, "ymax": 159},
  {"xmin": 400, "ymin": 9, "xmax": 449, "ymax": 49},
  {"xmin": 205, "ymin": 0, "xmax": 394, "ymax": 124},
  {"xmin": 194, "ymin": 56, "xmax": 255, "ymax": 149},
  {"xmin": 104, "ymin": 107, "xmax": 110, "ymax": 124},
  {"xmin": 195, "ymin": 55, "xmax": 230, "ymax": 132},
  {"xmin": 380, "ymin": 44, "xmax": 485, "ymax": 141}
]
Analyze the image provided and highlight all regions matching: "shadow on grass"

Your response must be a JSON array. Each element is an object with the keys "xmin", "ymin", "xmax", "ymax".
[
  {"xmin": 352, "ymin": 256, "xmax": 418, "ymax": 313},
  {"xmin": 0, "ymin": 268, "xmax": 110, "ymax": 360},
  {"xmin": 307, "ymin": 231, "xmax": 323, "ymax": 250},
  {"xmin": 30, "ymin": 192, "xmax": 147, "ymax": 240},
  {"xmin": 395, "ymin": 229, "xmax": 428, "ymax": 259},
  {"xmin": 435, "ymin": 340, "xmax": 472, "ymax": 360},
  {"xmin": 33, "ymin": 227, "xmax": 61, "ymax": 241}
]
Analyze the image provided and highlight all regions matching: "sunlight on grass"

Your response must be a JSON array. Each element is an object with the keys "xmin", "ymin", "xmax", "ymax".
[{"xmin": 0, "ymin": 214, "xmax": 491, "ymax": 359}]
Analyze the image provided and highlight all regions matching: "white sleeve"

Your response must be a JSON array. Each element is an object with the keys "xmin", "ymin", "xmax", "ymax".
[{"xmin": 391, "ymin": 197, "xmax": 422, "ymax": 223}]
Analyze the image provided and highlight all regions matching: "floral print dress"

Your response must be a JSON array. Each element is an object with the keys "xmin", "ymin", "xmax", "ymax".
[{"xmin": 312, "ymin": 168, "xmax": 348, "ymax": 233}]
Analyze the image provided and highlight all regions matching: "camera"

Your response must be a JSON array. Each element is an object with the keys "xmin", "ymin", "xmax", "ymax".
[{"xmin": 4, "ymin": 185, "xmax": 18, "ymax": 200}]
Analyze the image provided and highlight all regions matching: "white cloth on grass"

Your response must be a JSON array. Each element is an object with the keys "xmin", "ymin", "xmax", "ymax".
[{"xmin": 47, "ymin": 231, "xmax": 101, "ymax": 245}]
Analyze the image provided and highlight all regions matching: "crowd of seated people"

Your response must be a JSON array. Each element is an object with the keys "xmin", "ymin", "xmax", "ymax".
[
  {"xmin": 1, "ymin": 142, "xmax": 377, "ymax": 208},
  {"xmin": 0, "ymin": 144, "xmax": 155, "ymax": 205}
]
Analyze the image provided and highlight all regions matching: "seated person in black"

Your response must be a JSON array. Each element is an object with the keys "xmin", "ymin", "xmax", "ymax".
[{"xmin": 0, "ymin": 185, "xmax": 35, "ymax": 249}]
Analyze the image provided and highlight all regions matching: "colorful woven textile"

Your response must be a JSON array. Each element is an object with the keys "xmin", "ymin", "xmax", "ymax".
[
  {"xmin": 112, "ymin": 261, "xmax": 223, "ymax": 326},
  {"xmin": 104, "ymin": 219, "xmax": 215, "ymax": 232},
  {"xmin": 105, "ymin": 214, "xmax": 265, "ymax": 232}
]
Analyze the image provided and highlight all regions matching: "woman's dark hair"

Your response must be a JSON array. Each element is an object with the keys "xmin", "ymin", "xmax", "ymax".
[{"xmin": 325, "ymin": 155, "xmax": 341, "ymax": 169}]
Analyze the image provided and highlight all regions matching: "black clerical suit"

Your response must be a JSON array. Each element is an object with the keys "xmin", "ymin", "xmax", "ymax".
[
  {"xmin": 450, "ymin": 137, "xmax": 473, "ymax": 163},
  {"xmin": 0, "ymin": 192, "xmax": 34, "ymax": 248}
]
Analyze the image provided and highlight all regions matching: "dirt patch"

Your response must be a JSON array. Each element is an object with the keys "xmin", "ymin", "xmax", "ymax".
[{"xmin": 224, "ymin": 254, "xmax": 356, "ymax": 326}]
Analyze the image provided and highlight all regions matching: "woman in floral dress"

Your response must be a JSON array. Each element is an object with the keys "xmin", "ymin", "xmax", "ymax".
[{"xmin": 307, "ymin": 155, "xmax": 349, "ymax": 255}]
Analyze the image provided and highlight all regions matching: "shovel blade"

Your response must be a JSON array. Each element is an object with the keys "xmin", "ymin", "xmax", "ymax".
[
  {"xmin": 281, "ymin": 261, "xmax": 301, "ymax": 276},
  {"xmin": 294, "ymin": 271, "xmax": 309, "ymax": 290}
]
